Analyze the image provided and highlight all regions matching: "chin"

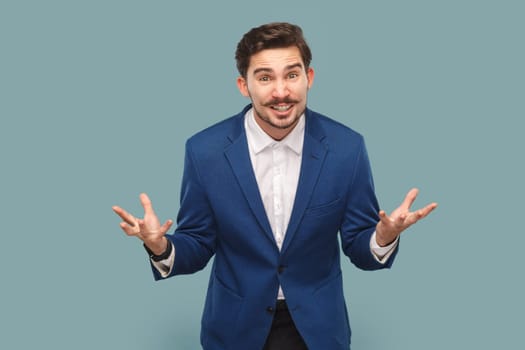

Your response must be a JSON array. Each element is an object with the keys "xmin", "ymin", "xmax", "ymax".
[{"xmin": 273, "ymin": 116, "xmax": 300, "ymax": 130}]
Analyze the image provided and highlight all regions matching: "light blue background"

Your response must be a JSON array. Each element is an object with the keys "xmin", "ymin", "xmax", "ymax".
[{"xmin": 1, "ymin": 1, "xmax": 523, "ymax": 349}]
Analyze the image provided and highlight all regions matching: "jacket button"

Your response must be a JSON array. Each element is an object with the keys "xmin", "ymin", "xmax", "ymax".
[
  {"xmin": 278, "ymin": 266, "xmax": 285, "ymax": 274},
  {"xmin": 266, "ymin": 306, "xmax": 274, "ymax": 314}
]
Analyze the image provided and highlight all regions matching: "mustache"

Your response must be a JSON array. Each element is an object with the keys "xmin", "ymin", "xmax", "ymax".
[{"xmin": 263, "ymin": 98, "xmax": 299, "ymax": 106}]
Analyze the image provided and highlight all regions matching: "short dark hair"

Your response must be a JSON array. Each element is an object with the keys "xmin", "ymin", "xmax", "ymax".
[{"xmin": 235, "ymin": 22, "xmax": 312, "ymax": 78}]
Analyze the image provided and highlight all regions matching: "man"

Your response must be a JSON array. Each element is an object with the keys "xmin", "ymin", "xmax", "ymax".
[{"xmin": 113, "ymin": 22, "xmax": 437, "ymax": 350}]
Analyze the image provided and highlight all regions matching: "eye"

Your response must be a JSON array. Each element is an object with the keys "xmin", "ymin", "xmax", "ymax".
[
  {"xmin": 288, "ymin": 72, "xmax": 298, "ymax": 79},
  {"xmin": 259, "ymin": 76, "xmax": 271, "ymax": 82}
]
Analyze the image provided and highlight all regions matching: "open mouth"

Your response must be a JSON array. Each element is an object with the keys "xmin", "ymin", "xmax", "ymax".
[{"xmin": 270, "ymin": 104, "xmax": 292, "ymax": 112}]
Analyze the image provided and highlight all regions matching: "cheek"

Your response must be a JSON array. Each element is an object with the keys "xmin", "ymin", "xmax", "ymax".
[
  {"xmin": 288, "ymin": 80, "xmax": 308, "ymax": 97},
  {"xmin": 299, "ymin": 81, "xmax": 310, "ymax": 94},
  {"xmin": 247, "ymin": 86, "xmax": 269, "ymax": 103}
]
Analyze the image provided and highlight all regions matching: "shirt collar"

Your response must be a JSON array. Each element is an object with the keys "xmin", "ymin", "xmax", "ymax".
[{"xmin": 245, "ymin": 108, "xmax": 305, "ymax": 155}]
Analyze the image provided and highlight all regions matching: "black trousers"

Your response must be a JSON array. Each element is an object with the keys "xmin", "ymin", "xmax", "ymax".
[{"xmin": 263, "ymin": 300, "xmax": 308, "ymax": 350}]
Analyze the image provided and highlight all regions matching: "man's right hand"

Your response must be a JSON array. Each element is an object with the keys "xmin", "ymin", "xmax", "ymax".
[{"xmin": 112, "ymin": 193, "xmax": 173, "ymax": 255}]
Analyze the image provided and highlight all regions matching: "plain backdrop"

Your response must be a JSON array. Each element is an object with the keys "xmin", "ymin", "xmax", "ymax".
[{"xmin": 1, "ymin": 1, "xmax": 523, "ymax": 349}]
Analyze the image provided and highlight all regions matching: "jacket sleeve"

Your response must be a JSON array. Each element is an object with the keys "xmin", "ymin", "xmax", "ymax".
[
  {"xmin": 151, "ymin": 140, "xmax": 217, "ymax": 280},
  {"xmin": 339, "ymin": 136, "xmax": 398, "ymax": 270}
]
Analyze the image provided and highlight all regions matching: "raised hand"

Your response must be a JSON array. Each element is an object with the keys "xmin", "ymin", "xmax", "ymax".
[
  {"xmin": 375, "ymin": 188, "xmax": 437, "ymax": 247},
  {"xmin": 112, "ymin": 193, "xmax": 173, "ymax": 255}
]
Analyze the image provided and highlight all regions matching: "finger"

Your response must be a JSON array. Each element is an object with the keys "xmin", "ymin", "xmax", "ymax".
[
  {"xmin": 137, "ymin": 218, "xmax": 149, "ymax": 232},
  {"xmin": 112, "ymin": 206, "xmax": 137, "ymax": 227},
  {"xmin": 405, "ymin": 202, "xmax": 438, "ymax": 226},
  {"xmin": 119, "ymin": 222, "xmax": 139, "ymax": 236},
  {"xmin": 140, "ymin": 193, "xmax": 155, "ymax": 216},
  {"xmin": 378, "ymin": 210, "xmax": 391, "ymax": 224},
  {"xmin": 399, "ymin": 188, "xmax": 419, "ymax": 211},
  {"xmin": 417, "ymin": 202, "xmax": 438, "ymax": 219},
  {"xmin": 160, "ymin": 219, "xmax": 174, "ymax": 235},
  {"xmin": 403, "ymin": 211, "xmax": 423, "ymax": 227},
  {"xmin": 395, "ymin": 213, "xmax": 407, "ymax": 227}
]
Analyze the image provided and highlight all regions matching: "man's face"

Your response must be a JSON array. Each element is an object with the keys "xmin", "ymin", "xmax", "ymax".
[{"xmin": 237, "ymin": 46, "xmax": 314, "ymax": 140}]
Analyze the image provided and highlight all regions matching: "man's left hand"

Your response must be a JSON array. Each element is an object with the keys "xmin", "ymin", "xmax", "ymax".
[{"xmin": 375, "ymin": 188, "xmax": 437, "ymax": 247}]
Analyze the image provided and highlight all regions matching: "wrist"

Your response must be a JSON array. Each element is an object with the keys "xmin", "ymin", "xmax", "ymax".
[
  {"xmin": 375, "ymin": 231, "xmax": 397, "ymax": 247},
  {"xmin": 375, "ymin": 225, "xmax": 395, "ymax": 247},
  {"xmin": 144, "ymin": 237, "xmax": 168, "ymax": 256},
  {"xmin": 376, "ymin": 236, "xmax": 396, "ymax": 247},
  {"xmin": 144, "ymin": 237, "xmax": 172, "ymax": 262}
]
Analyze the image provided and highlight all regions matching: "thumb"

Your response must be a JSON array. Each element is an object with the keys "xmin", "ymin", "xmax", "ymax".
[{"xmin": 160, "ymin": 219, "xmax": 174, "ymax": 235}]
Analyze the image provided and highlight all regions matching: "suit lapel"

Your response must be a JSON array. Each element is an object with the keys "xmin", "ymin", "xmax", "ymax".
[
  {"xmin": 223, "ymin": 107, "xmax": 328, "ymax": 251},
  {"xmin": 282, "ymin": 111, "xmax": 327, "ymax": 254},
  {"xmin": 224, "ymin": 110, "xmax": 275, "ymax": 243}
]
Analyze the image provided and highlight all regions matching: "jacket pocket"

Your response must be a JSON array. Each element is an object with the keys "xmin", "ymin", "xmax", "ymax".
[
  {"xmin": 312, "ymin": 271, "xmax": 350, "ymax": 345},
  {"xmin": 201, "ymin": 275, "xmax": 244, "ymax": 348},
  {"xmin": 304, "ymin": 197, "xmax": 342, "ymax": 218}
]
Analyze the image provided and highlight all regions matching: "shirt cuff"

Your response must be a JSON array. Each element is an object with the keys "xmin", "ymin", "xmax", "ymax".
[
  {"xmin": 370, "ymin": 231, "xmax": 398, "ymax": 264},
  {"xmin": 150, "ymin": 242, "xmax": 175, "ymax": 278}
]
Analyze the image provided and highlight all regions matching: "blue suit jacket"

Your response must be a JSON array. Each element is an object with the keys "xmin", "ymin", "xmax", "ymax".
[{"xmin": 153, "ymin": 105, "xmax": 398, "ymax": 349}]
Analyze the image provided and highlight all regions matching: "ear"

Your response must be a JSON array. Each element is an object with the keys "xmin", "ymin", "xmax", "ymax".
[
  {"xmin": 306, "ymin": 67, "xmax": 315, "ymax": 89},
  {"xmin": 236, "ymin": 76, "xmax": 250, "ymax": 97}
]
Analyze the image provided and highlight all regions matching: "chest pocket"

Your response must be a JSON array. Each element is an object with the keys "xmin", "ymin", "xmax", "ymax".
[{"xmin": 303, "ymin": 197, "xmax": 342, "ymax": 218}]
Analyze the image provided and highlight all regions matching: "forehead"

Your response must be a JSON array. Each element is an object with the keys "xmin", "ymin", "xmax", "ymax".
[{"xmin": 248, "ymin": 46, "xmax": 304, "ymax": 73}]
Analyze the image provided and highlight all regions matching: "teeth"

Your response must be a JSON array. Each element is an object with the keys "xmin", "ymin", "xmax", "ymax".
[{"xmin": 272, "ymin": 105, "xmax": 291, "ymax": 111}]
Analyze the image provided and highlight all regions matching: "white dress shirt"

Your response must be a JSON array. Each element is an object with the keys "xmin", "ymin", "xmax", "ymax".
[
  {"xmin": 245, "ymin": 109, "xmax": 304, "ymax": 299},
  {"xmin": 245, "ymin": 108, "xmax": 304, "ymax": 252},
  {"xmin": 152, "ymin": 108, "xmax": 398, "ymax": 287}
]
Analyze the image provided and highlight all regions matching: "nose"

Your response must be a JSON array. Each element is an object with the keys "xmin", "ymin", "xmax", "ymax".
[{"xmin": 272, "ymin": 79, "xmax": 289, "ymax": 98}]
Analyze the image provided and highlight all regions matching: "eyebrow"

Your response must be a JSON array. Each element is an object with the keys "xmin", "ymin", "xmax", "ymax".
[{"xmin": 252, "ymin": 63, "xmax": 304, "ymax": 76}]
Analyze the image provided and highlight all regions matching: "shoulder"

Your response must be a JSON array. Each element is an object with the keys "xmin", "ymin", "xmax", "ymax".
[
  {"xmin": 185, "ymin": 106, "xmax": 248, "ymax": 151},
  {"xmin": 306, "ymin": 108, "xmax": 365, "ymax": 148},
  {"xmin": 188, "ymin": 116, "xmax": 238, "ymax": 143}
]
